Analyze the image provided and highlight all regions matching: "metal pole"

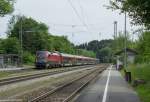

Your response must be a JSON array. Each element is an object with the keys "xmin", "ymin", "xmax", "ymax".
[
  {"xmin": 72, "ymin": 25, "xmax": 75, "ymax": 44},
  {"xmin": 116, "ymin": 21, "xmax": 118, "ymax": 38},
  {"xmin": 99, "ymin": 33, "xmax": 101, "ymax": 41},
  {"xmin": 116, "ymin": 21, "xmax": 118, "ymax": 50},
  {"xmin": 114, "ymin": 21, "xmax": 116, "ymax": 39},
  {"xmin": 20, "ymin": 17, "xmax": 23, "ymax": 67},
  {"xmin": 124, "ymin": 11, "xmax": 127, "ymax": 69}
]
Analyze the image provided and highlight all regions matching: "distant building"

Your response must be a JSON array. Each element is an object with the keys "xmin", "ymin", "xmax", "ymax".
[{"xmin": 115, "ymin": 48, "xmax": 138, "ymax": 69}]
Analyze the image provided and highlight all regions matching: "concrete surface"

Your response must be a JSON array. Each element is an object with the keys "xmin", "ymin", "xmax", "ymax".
[
  {"xmin": 0, "ymin": 67, "xmax": 26, "ymax": 71},
  {"xmin": 0, "ymin": 65, "xmax": 34, "ymax": 71},
  {"xmin": 75, "ymin": 66, "xmax": 140, "ymax": 102}
]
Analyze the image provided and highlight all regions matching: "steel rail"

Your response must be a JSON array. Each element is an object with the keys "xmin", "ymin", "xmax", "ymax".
[
  {"xmin": 0, "ymin": 65, "xmax": 98, "ymax": 86},
  {"xmin": 29, "ymin": 66, "xmax": 107, "ymax": 102}
]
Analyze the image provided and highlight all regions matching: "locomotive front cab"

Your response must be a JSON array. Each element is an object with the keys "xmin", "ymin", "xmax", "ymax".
[{"xmin": 35, "ymin": 51, "xmax": 49, "ymax": 68}]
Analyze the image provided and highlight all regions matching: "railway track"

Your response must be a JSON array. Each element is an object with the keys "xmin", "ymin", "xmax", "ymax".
[
  {"xmin": 29, "ymin": 66, "xmax": 107, "ymax": 102},
  {"xmin": 0, "ymin": 65, "xmax": 99, "ymax": 86}
]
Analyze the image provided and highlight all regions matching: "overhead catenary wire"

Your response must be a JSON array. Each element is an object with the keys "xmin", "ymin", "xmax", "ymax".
[
  {"xmin": 48, "ymin": 22, "xmax": 102, "ymax": 27},
  {"xmin": 78, "ymin": 0, "xmax": 85, "ymax": 24},
  {"xmin": 48, "ymin": 22, "xmax": 84, "ymax": 27},
  {"xmin": 77, "ymin": 0, "xmax": 96, "ymax": 40},
  {"xmin": 67, "ymin": 0, "xmax": 91, "ymax": 34},
  {"xmin": 50, "ymin": 27, "xmax": 100, "ymax": 34},
  {"xmin": 47, "ymin": 19, "xmax": 103, "ymax": 28},
  {"xmin": 77, "ymin": 0, "xmax": 93, "ymax": 30}
]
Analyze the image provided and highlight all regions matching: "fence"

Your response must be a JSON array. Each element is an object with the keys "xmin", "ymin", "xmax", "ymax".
[{"xmin": 0, "ymin": 54, "xmax": 20, "ymax": 68}]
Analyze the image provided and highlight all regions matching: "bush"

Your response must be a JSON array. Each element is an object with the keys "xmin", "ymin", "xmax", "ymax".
[
  {"xmin": 23, "ymin": 51, "xmax": 35, "ymax": 64},
  {"xmin": 127, "ymin": 64, "xmax": 150, "ymax": 102}
]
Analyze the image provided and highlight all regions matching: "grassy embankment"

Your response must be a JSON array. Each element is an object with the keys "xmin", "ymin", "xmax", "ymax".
[{"xmin": 121, "ymin": 64, "xmax": 150, "ymax": 102}]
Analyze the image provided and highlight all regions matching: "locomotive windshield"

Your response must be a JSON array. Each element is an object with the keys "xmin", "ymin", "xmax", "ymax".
[
  {"xmin": 37, "ymin": 51, "xmax": 46, "ymax": 59},
  {"xmin": 36, "ymin": 51, "xmax": 48, "ymax": 63}
]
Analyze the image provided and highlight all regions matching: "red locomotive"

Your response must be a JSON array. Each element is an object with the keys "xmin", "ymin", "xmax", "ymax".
[{"xmin": 35, "ymin": 51, "xmax": 99, "ymax": 68}]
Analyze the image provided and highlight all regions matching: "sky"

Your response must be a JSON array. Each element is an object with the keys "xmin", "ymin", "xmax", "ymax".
[{"xmin": 0, "ymin": 0, "xmax": 137, "ymax": 45}]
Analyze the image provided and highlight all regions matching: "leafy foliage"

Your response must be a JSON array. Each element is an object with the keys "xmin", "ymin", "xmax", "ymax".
[
  {"xmin": 76, "ymin": 49, "xmax": 96, "ymax": 58},
  {"xmin": 109, "ymin": 0, "xmax": 150, "ymax": 29},
  {"xmin": 23, "ymin": 51, "xmax": 35, "ymax": 64},
  {"xmin": 48, "ymin": 35, "xmax": 75, "ymax": 54},
  {"xmin": 77, "ymin": 39, "xmax": 113, "ymax": 53},
  {"xmin": 110, "ymin": 31, "xmax": 150, "ymax": 64},
  {"xmin": 0, "ymin": 37, "xmax": 20, "ymax": 54},
  {"xmin": 127, "ymin": 64, "xmax": 150, "ymax": 102},
  {"xmin": 135, "ymin": 31, "xmax": 150, "ymax": 63},
  {"xmin": 0, "ymin": 0, "xmax": 14, "ymax": 16},
  {"xmin": 112, "ymin": 32, "xmax": 135, "ymax": 53},
  {"xmin": 7, "ymin": 16, "xmax": 50, "ymax": 53},
  {"xmin": 4, "ymin": 15, "xmax": 96, "ymax": 63},
  {"xmin": 97, "ymin": 47, "xmax": 112, "ymax": 63},
  {"xmin": 77, "ymin": 39, "xmax": 113, "ymax": 62}
]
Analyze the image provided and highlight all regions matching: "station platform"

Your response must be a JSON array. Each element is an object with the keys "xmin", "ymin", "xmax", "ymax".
[
  {"xmin": 74, "ymin": 66, "xmax": 140, "ymax": 102},
  {"xmin": 0, "ymin": 65, "xmax": 33, "ymax": 71}
]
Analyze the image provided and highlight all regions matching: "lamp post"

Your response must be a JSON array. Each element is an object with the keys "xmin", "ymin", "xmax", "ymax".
[
  {"xmin": 116, "ymin": 0, "xmax": 127, "ymax": 69},
  {"xmin": 19, "ymin": 16, "xmax": 23, "ymax": 67},
  {"xmin": 99, "ymin": 32, "xmax": 101, "ymax": 41},
  {"xmin": 124, "ymin": 11, "xmax": 127, "ymax": 69},
  {"xmin": 19, "ymin": 17, "xmax": 32, "ymax": 67},
  {"xmin": 115, "ymin": 0, "xmax": 131, "ymax": 82},
  {"xmin": 114, "ymin": 21, "xmax": 117, "ymax": 38},
  {"xmin": 19, "ymin": 21, "xmax": 38, "ymax": 67}
]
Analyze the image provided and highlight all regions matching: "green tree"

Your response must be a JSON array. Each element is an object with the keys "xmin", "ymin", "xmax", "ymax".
[
  {"xmin": 97, "ymin": 47, "xmax": 112, "ymax": 63},
  {"xmin": 0, "ymin": 0, "xmax": 14, "ymax": 16},
  {"xmin": 135, "ymin": 31, "xmax": 150, "ymax": 63},
  {"xmin": 7, "ymin": 15, "xmax": 50, "ymax": 53},
  {"xmin": 109, "ymin": 0, "xmax": 150, "ymax": 29},
  {"xmin": 23, "ymin": 51, "xmax": 35, "ymax": 64},
  {"xmin": 0, "ymin": 38, "xmax": 4, "ymax": 53},
  {"xmin": 77, "ymin": 39, "xmax": 113, "ymax": 62},
  {"xmin": 6, "ymin": 15, "xmax": 98, "ymax": 64},
  {"xmin": 112, "ymin": 32, "xmax": 133, "ymax": 53},
  {"xmin": 77, "ymin": 39, "xmax": 113, "ymax": 53},
  {"xmin": 47, "ymin": 35, "xmax": 75, "ymax": 54},
  {"xmin": 0, "ymin": 37, "xmax": 20, "ymax": 54},
  {"xmin": 76, "ymin": 49, "xmax": 96, "ymax": 58}
]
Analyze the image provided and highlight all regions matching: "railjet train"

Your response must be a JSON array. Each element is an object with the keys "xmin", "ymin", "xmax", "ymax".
[{"xmin": 35, "ymin": 51, "xmax": 99, "ymax": 68}]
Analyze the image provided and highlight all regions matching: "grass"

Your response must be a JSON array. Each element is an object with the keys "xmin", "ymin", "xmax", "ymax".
[
  {"xmin": 0, "ymin": 65, "xmax": 87, "ymax": 80},
  {"xmin": 0, "ymin": 67, "xmax": 68, "ymax": 79},
  {"xmin": 0, "ymin": 71, "xmax": 16, "ymax": 78},
  {"xmin": 135, "ymin": 82, "xmax": 150, "ymax": 102},
  {"xmin": 122, "ymin": 63, "xmax": 150, "ymax": 102}
]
